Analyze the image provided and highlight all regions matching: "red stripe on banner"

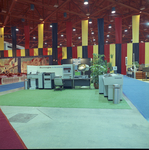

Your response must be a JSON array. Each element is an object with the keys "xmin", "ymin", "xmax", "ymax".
[
  {"xmin": 104, "ymin": 44, "xmax": 110, "ymax": 62},
  {"xmin": 121, "ymin": 43, "xmax": 127, "ymax": 75},
  {"xmin": 57, "ymin": 47, "xmax": 62, "ymax": 65},
  {"xmin": 24, "ymin": 26, "xmax": 30, "ymax": 49},
  {"xmin": 43, "ymin": 48, "xmax": 48, "ymax": 56},
  {"xmin": 29, "ymin": 49, "xmax": 34, "ymax": 56},
  {"xmin": 16, "ymin": 49, "xmax": 21, "ymax": 57},
  {"xmin": 115, "ymin": 17, "xmax": 122, "ymax": 44},
  {"xmin": 88, "ymin": 45, "xmax": 93, "ymax": 58},
  {"xmin": 66, "ymin": 22, "xmax": 72, "ymax": 47},
  {"xmin": 72, "ymin": 46, "xmax": 77, "ymax": 58},
  {"xmin": 139, "ymin": 43, "xmax": 145, "ymax": 64},
  {"xmin": 4, "ymin": 50, "xmax": 8, "ymax": 57}
]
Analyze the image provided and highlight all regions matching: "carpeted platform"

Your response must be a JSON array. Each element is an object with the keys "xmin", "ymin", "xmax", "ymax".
[
  {"xmin": 0, "ymin": 88, "xmax": 131, "ymax": 109},
  {"xmin": 0, "ymin": 108, "xmax": 27, "ymax": 149},
  {"xmin": 0, "ymin": 82, "xmax": 24, "ymax": 92},
  {"xmin": 123, "ymin": 75, "xmax": 149, "ymax": 121}
]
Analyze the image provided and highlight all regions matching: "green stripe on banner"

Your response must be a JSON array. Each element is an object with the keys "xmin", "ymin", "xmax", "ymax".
[
  {"xmin": 82, "ymin": 46, "xmax": 88, "ymax": 58},
  {"xmin": 25, "ymin": 49, "xmax": 29, "ymax": 56}
]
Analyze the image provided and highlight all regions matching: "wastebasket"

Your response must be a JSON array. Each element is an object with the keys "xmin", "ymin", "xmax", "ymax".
[
  {"xmin": 113, "ymin": 84, "xmax": 120, "ymax": 104},
  {"xmin": 24, "ymin": 79, "xmax": 28, "ymax": 90}
]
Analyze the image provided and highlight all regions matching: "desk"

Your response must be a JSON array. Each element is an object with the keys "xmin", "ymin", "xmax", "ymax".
[{"xmin": 73, "ymin": 78, "xmax": 90, "ymax": 88}]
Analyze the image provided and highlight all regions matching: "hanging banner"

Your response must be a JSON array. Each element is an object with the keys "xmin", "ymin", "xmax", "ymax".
[
  {"xmin": 24, "ymin": 26, "xmax": 30, "ymax": 49},
  {"xmin": 110, "ymin": 44, "xmax": 115, "ymax": 67},
  {"xmin": 57, "ymin": 47, "xmax": 62, "ymax": 65},
  {"xmin": 104, "ymin": 44, "xmax": 110, "ymax": 62},
  {"xmin": 139, "ymin": 43, "xmax": 145, "ymax": 64},
  {"xmin": 82, "ymin": 20, "xmax": 88, "ymax": 46},
  {"xmin": 145, "ymin": 42, "xmax": 149, "ymax": 66},
  {"xmin": 72, "ymin": 47, "xmax": 77, "ymax": 58},
  {"xmin": 0, "ymin": 27, "xmax": 4, "ymax": 50},
  {"xmin": 93, "ymin": 45, "xmax": 98, "ymax": 54},
  {"xmin": 127, "ymin": 43, "xmax": 132, "ymax": 66},
  {"xmin": 132, "ymin": 15, "xmax": 140, "ymax": 43},
  {"xmin": 66, "ymin": 22, "xmax": 72, "ymax": 47},
  {"xmin": 88, "ymin": 45, "xmax": 93, "ymax": 58},
  {"xmin": 38, "ymin": 24, "xmax": 44, "ymax": 48},
  {"xmin": 11, "ymin": 26, "xmax": 16, "ymax": 57},
  {"xmin": 67, "ymin": 47, "xmax": 72, "ymax": 59},
  {"xmin": 77, "ymin": 46, "xmax": 82, "ymax": 58},
  {"xmin": 62, "ymin": 47, "xmax": 67, "ymax": 59},
  {"xmin": 121, "ymin": 43, "xmax": 127, "ymax": 75},
  {"xmin": 116, "ymin": 44, "xmax": 122, "ymax": 74},
  {"xmin": 115, "ymin": 17, "xmax": 122, "ymax": 44}
]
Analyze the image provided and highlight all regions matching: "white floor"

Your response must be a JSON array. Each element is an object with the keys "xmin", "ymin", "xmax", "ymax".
[{"xmin": 1, "ymin": 92, "xmax": 149, "ymax": 149}]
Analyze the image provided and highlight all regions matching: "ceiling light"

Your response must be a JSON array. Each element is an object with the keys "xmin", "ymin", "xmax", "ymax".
[
  {"xmin": 78, "ymin": 37, "xmax": 81, "ymax": 39},
  {"xmin": 140, "ymin": 6, "xmax": 145, "ymax": 10},
  {"xmin": 16, "ymin": 28, "xmax": 19, "ymax": 31},
  {"xmin": 111, "ymin": 7, "xmax": 116, "ymax": 13},
  {"xmin": 50, "ymin": 24, "xmax": 52, "ymax": 28},
  {"xmin": 45, "ymin": 42, "xmax": 47, "ymax": 44},
  {"xmin": 124, "ymin": 29, "xmax": 128, "ymax": 32},
  {"xmin": 84, "ymin": 0, "xmax": 88, "ymax": 5},
  {"xmin": 141, "ymin": 41, "xmax": 144, "ymax": 43},
  {"xmin": 146, "ymin": 22, "xmax": 149, "ymax": 26},
  {"xmin": 93, "ymin": 39, "xmax": 95, "ymax": 41},
  {"xmin": 106, "ymin": 41, "xmax": 108, "ymax": 43},
  {"xmin": 86, "ymin": 12, "xmax": 90, "ymax": 16},
  {"xmin": 30, "ymin": 4, "xmax": 34, "ymax": 10},
  {"xmin": 73, "ymin": 28, "xmax": 76, "ymax": 31},
  {"xmin": 39, "ymin": 18, "xmax": 43, "ymax": 21},
  {"xmin": 108, "ymin": 24, "xmax": 112, "ymax": 28},
  {"xmin": 91, "ymin": 31, "xmax": 94, "ymax": 34},
  {"xmin": 60, "ymin": 43, "xmax": 62, "ymax": 46},
  {"xmin": 107, "ymin": 35, "xmax": 109, "ymax": 37},
  {"xmin": 89, "ymin": 19, "xmax": 92, "ymax": 24},
  {"xmin": 33, "ymin": 36, "xmax": 36, "ymax": 39},
  {"xmin": 1, "ymin": 9, "xmax": 7, "ymax": 13},
  {"xmin": 61, "ymin": 34, "xmax": 64, "ymax": 37},
  {"xmin": 64, "ymin": 12, "xmax": 67, "ymax": 18},
  {"xmin": 54, "ymin": 4, "xmax": 58, "ymax": 8}
]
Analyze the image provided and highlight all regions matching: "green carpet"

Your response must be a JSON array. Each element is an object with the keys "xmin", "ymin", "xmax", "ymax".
[{"xmin": 0, "ymin": 87, "xmax": 131, "ymax": 109}]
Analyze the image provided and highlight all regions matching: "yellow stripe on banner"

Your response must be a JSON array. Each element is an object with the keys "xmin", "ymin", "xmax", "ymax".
[
  {"xmin": 0, "ymin": 27, "xmax": 4, "ymax": 50},
  {"xmin": 38, "ymin": 24, "xmax": 44, "ymax": 48},
  {"xmin": 93, "ymin": 45, "xmax": 98, "ymax": 54},
  {"xmin": 132, "ymin": 15, "xmax": 140, "ymax": 43},
  {"xmin": 77, "ymin": 46, "xmax": 82, "ymax": 58},
  {"xmin": 110, "ymin": 44, "xmax": 115, "ymax": 67},
  {"xmin": 145, "ymin": 42, "xmax": 149, "ymax": 66},
  {"xmin": 34, "ymin": 48, "xmax": 38, "ymax": 56},
  {"xmin": 21, "ymin": 49, "xmax": 25, "ymax": 57},
  {"xmin": 62, "ymin": 47, "xmax": 67, "ymax": 59},
  {"xmin": 8, "ymin": 50, "xmax": 12, "ymax": 57},
  {"xmin": 82, "ymin": 20, "xmax": 88, "ymax": 46},
  {"xmin": 48, "ymin": 48, "xmax": 52, "ymax": 55},
  {"xmin": 127, "ymin": 43, "xmax": 132, "ymax": 66}
]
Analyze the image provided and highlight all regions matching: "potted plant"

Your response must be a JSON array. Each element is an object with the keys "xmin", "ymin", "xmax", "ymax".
[{"xmin": 90, "ymin": 53, "xmax": 112, "ymax": 89}]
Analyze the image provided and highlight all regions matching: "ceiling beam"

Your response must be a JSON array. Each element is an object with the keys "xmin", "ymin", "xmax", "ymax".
[{"xmin": 3, "ymin": 0, "xmax": 16, "ymax": 26}]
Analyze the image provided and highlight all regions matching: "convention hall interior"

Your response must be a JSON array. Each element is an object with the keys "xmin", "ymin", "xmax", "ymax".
[{"xmin": 0, "ymin": 0, "xmax": 149, "ymax": 149}]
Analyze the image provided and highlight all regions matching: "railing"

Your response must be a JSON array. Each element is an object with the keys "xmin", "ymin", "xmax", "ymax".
[{"xmin": 0, "ymin": 75, "xmax": 27, "ymax": 85}]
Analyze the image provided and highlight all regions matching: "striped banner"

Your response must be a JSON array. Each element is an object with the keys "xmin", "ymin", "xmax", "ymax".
[
  {"xmin": 115, "ymin": 17, "xmax": 122, "ymax": 44},
  {"xmin": 38, "ymin": 24, "xmax": 44, "ymax": 48},
  {"xmin": 4, "ymin": 50, "xmax": 8, "ymax": 57},
  {"xmin": 132, "ymin": 15, "xmax": 140, "ymax": 43},
  {"xmin": 29, "ymin": 49, "xmax": 34, "ymax": 56},
  {"xmin": 88, "ymin": 45, "xmax": 93, "ymax": 58},
  {"xmin": 139, "ymin": 43, "xmax": 145, "ymax": 64},
  {"xmin": 121, "ymin": 43, "xmax": 127, "ymax": 75},
  {"xmin": 77, "ymin": 46, "xmax": 82, "ymax": 58},
  {"xmin": 16, "ymin": 49, "xmax": 21, "ymax": 57},
  {"xmin": 34, "ymin": 48, "xmax": 38, "ymax": 56},
  {"xmin": 110, "ymin": 44, "xmax": 116, "ymax": 67},
  {"xmin": 24, "ymin": 26, "xmax": 30, "ymax": 49},
  {"xmin": 8, "ymin": 50, "xmax": 13, "ymax": 57},
  {"xmin": 93, "ymin": 45, "xmax": 98, "ymax": 54},
  {"xmin": 0, "ymin": 27, "xmax": 4, "ymax": 50},
  {"xmin": 82, "ymin": 20, "xmax": 88, "ymax": 46},
  {"xmin": 104, "ymin": 44, "xmax": 110, "ymax": 62},
  {"xmin": 43, "ymin": 48, "xmax": 48, "ymax": 56},
  {"xmin": 62, "ymin": 47, "xmax": 67, "ymax": 59},
  {"xmin": 82, "ymin": 46, "xmax": 88, "ymax": 58},
  {"xmin": 47, "ymin": 48, "xmax": 52, "ymax": 55},
  {"xmin": 72, "ymin": 46, "xmax": 77, "ymax": 58},
  {"xmin": 66, "ymin": 22, "xmax": 72, "ymax": 47},
  {"xmin": 127, "ymin": 43, "xmax": 133, "ymax": 66},
  {"xmin": 21, "ymin": 49, "xmax": 25, "ymax": 57},
  {"xmin": 145, "ymin": 42, "xmax": 149, "ymax": 66}
]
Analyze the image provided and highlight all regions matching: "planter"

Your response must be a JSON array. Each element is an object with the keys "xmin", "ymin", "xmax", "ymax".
[{"xmin": 94, "ymin": 82, "xmax": 99, "ymax": 89}]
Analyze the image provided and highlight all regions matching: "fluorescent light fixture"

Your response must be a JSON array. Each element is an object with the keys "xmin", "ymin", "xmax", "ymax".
[
  {"xmin": 89, "ymin": 19, "xmax": 92, "ymax": 24},
  {"xmin": 111, "ymin": 7, "xmax": 116, "ymax": 13},
  {"xmin": 84, "ymin": 0, "xmax": 88, "ymax": 5},
  {"xmin": 73, "ymin": 28, "xmax": 76, "ymax": 31}
]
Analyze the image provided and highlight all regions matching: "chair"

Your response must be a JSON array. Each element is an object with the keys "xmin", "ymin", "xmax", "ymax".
[{"xmin": 54, "ymin": 76, "xmax": 64, "ymax": 90}]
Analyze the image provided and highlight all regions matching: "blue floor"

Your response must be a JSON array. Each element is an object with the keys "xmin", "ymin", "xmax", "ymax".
[
  {"xmin": 123, "ymin": 75, "xmax": 149, "ymax": 122},
  {"xmin": 0, "ymin": 82, "xmax": 24, "ymax": 92}
]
